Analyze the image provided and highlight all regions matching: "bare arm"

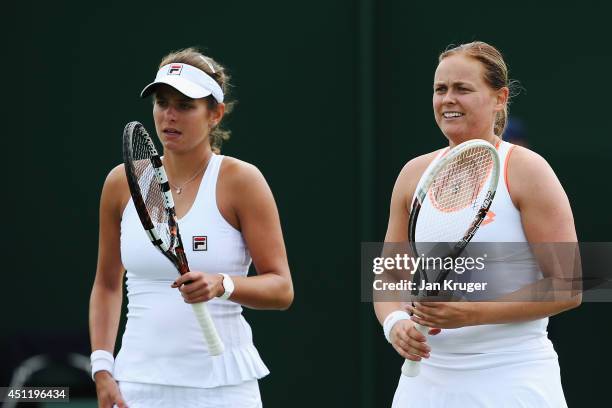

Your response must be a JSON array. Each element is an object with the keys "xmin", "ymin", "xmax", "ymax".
[
  {"xmin": 374, "ymin": 162, "xmax": 412, "ymax": 325},
  {"xmin": 470, "ymin": 146, "xmax": 581, "ymax": 324},
  {"xmin": 226, "ymin": 160, "xmax": 293, "ymax": 310},
  {"xmin": 89, "ymin": 166, "xmax": 129, "ymax": 375},
  {"xmin": 88, "ymin": 165, "xmax": 130, "ymax": 406},
  {"xmin": 174, "ymin": 158, "xmax": 293, "ymax": 310},
  {"xmin": 374, "ymin": 154, "xmax": 436, "ymax": 324},
  {"xmin": 374, "ymin": 154, "xmax": 440, "ymax": 362},
  {"xmin": 411, "ymin": 147, "xmax": 581, "ymax": 328}
]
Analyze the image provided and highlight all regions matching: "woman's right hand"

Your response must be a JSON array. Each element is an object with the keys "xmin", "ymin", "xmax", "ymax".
[
  {"xmin": 94, "ymin": 371, "xmax": 128, "ymax": 408},
  {"xmin": 390, "ymin": 319, "xmax": 441, "ymax": 361}
]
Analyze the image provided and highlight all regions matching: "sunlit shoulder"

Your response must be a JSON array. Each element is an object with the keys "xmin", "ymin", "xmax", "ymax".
[
  {"xmin": 101, "ymin": 163, "xmax": 131, "ymax": 213},
  {"xmin": 395, "ymin": 149, "xmax": 445, "ymax": 199},
  {"xmin": 506, "ymin": 145, "xmax": 561, "ymax": 207},
  {"xmin": 219, "ymin": 156, "xmax": 266, "ymax": 187}
]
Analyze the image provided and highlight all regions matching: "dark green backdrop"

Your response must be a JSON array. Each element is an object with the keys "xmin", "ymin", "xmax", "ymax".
[{"xmin": 3, "ymin": 1, "xmax": 611, "ymax": 407}]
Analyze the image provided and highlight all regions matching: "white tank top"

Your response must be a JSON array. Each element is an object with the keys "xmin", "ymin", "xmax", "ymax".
[
  {"xmin": 415, "ymin": 141, "xmax": 557, "ymax": 362},
  {"xmin": 114, "ymin": 154, "xmax": 269, "ymax": 387}
]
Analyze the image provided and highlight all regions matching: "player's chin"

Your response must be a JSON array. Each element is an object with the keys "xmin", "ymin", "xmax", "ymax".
[
  {"xmin": 441, "ymin": 127, "xmax": 471, "ymax": 144},
  {"xmin": 161, "ymin": 140, "xmax": 190, "ymax": 153}
]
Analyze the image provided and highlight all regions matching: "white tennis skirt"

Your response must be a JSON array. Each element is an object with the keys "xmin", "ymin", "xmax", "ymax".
[
  {"xmin": 115, "ymin": 380, "xmax": 262, "ymax": 408},
  {"xmin": 392, "ymin": 352, "xmax": 567, "ymax": 408}
]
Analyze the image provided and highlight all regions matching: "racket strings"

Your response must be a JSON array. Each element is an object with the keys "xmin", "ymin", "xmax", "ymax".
[
  {"xmin": 130, "ymin": 129, "xmax": 174, "ymax": 250},
  {"xmin": 418, "ymin": 146, "xmax": 494, "ymax": 243},
  {"xmin": 430, "ymin": 147, "xmax": 493, "ymax": 211}
]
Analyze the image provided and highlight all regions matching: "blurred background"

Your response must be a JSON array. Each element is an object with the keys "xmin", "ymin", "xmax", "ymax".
[{"xmin": 3, "ymin": 0, "xmax": 611, "ymax": 407}]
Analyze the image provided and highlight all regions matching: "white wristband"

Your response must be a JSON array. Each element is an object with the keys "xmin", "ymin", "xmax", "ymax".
[
  {"xmin": 218, "ymin": 273, "xmax": 235, "ymax": 300},
  {"xmin": 383, "ymin": 310, "xmax": 411, "ymax": 343},
  {"xmin": 90, "ymin": 350, "xmax": 114, "ymax": 381}
]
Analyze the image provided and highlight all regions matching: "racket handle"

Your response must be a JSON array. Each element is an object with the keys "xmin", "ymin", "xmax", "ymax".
[
  {"xmin": 401, "ymin": 323, "xmax": 429, "ymax": 377},
  {"xmin": 191, "ymin": 302, "xmax": 225, "ymax": 356}
]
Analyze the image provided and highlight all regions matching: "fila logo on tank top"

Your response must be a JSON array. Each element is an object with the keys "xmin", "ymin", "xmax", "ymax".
[
  {"xmin": 193, "ymin": 236, "xmax": 208, "ymax": 251},
  {"xmin": 116, "ymin": 154, "xmax": 268, "ymax": 388},
  {"xmin": 121, "ymin": 153, "xmax": 251, "ymax": 283}
]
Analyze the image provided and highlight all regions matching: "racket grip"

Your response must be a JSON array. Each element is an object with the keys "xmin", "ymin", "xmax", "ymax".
[
  {"xmin": 401, "ymin": 323, "xmax": 430, "ymax": 377},
  {"xmin": 191, "ymin": 302, "xmax": 225, "ymax": 356}
]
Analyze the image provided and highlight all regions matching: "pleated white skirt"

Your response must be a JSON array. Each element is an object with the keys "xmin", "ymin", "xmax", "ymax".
[{"xmin": 114, "ymin": 379, "xmax": 262, "ymax": 408}]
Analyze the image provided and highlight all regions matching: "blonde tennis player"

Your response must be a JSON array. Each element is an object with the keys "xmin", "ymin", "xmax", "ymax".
[
  {"xmin": 374, "ymin": 41, "xmax": 580, "ymax": 407},
  {"xmin": 89, "ymin": 47, "xmax": 293, "ymax": 408}
]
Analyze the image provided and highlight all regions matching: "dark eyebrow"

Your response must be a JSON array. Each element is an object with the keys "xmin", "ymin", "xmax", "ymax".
[{"xmin": 433, "ymin": 81, "xmax": 473, "ymax": 88}]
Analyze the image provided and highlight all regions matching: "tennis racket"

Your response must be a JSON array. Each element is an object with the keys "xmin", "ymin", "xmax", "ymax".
[
  {"xmin": 401, "ymin": 139, "xmax": 500, "ymax": 377},
  {"xmin": 122, "ymin": 121, "xmax": 225, "ymax": 356}
]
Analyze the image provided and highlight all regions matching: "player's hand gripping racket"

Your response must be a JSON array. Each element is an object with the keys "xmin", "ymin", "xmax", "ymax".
[
  {"xmin": 401, "ymin": 139, "xmax": 500, "ymax": 377},
  {"xmin": 122, "ymin": 121, "xmax": 224, "ymax": 356}
]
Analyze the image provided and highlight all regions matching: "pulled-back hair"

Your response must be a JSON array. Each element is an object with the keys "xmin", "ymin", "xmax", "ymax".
[
  {"xmin": 159, "ymin": 47, "xmax": 235, "ymax": 153},
  {"xmin": 440, "ymin": 42, "xmax": 520, "ymax": 136}
]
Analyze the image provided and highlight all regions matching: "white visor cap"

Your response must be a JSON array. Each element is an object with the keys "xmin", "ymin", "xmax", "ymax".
[{"xmin": 140, "ymin": 63, "xmax": 224, "ymax": 102}]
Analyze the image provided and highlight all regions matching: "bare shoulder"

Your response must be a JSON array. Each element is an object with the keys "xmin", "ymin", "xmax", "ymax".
[
  {"xmin": 507, "ymin": 145, "xmax": 552, "ymax": 173},
  {"xmin": 217, "ymin": 156, "xmax": 273, "ymax": 230},
  {"xmin": 101, "ymin": 163, "xmax": 131, "ymax": 216},
  {"xmin": 395, "ymin": 149, "xmax": 443, "ymax": 198},
  {"xmin": 507, "ymin": 145, "xmax": 559, "ymax": 187},
  {"xmin": 105, "ymin": 163, "xmax": 128, "ymax": 186},
  {"xmin": 506, "ymin": 145, "xmax": 564, "ymax": 209},
  {"xmin": 218, "ymin": 156, "xmax": 268, "ymax": 201},
  {"xmin": 399, "ymin": 150, "xmax": 441, "ymax": 179},
  {"xmin": 219, "ymin": 156, "xmax": 267, "ymax": 191},
  {"xmin": 104, "ymin": 163, "xmax": 131, "ymax": 194},
  {"xmin": 385, "ymin": 149, "xmax": 443, "ymax": 241}
]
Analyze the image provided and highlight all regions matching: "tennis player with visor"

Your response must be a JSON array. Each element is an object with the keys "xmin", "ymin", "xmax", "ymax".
[{"xmin": 89, "ymin": 48, "xmax": 293, "ymax": 408}]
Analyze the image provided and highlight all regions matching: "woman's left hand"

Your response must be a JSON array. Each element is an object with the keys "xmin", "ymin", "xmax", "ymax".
[
  {"xmin": 171, "ymin": 271, "xmax": 224, "ymax": 303},
  {"xmin": 405, "ymin": 301, "xmax": 478, "ymax": 329}
]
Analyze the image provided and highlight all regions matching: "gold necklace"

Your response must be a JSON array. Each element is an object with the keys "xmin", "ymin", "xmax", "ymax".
[{"xmin": 168, "ymin": 156, "xmax": 210, "ymax": 195}]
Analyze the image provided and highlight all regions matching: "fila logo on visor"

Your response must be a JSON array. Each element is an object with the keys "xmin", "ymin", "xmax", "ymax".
[
  {"xmin": 193, "ymin": 236, "xmax": 208, "ymax": 251},
  {"xmin": 168, "ymin": 64, "xmax": 183, "ymax": 75}
]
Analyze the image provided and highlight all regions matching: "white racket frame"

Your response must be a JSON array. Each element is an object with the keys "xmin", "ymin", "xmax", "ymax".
[{"xmin": 401, "ymin": 139, "xmax": 500, "ymax": 377}]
